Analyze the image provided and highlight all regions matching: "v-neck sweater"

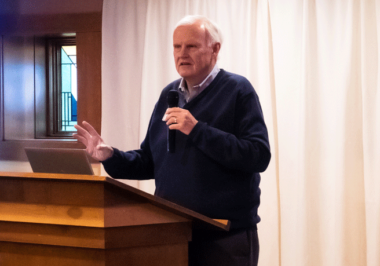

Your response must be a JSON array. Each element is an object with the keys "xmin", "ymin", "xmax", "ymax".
[{"xmin": 103, "ymin": 69, "xmax": 271, "ymax": 229}]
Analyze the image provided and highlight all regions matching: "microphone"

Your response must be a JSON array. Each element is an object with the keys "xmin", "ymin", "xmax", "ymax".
[{"xmin": 167, "ymin": 90, "xmax": 179, "ymax": 153}]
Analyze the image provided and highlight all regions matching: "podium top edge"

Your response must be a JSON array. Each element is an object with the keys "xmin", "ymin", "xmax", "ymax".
[
  {"xmin": 0, "ymin": 171, "xmax": 107, "ymax": 181},
  {"xmin": 0, "ymin": 172, "xmax": 231, "ymax": 231}
]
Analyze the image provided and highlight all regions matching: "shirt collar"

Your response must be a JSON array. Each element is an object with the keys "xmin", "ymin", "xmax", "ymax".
[{"xmin": 179, "ymin": 64, "xmax": 220, "ymax": 93}]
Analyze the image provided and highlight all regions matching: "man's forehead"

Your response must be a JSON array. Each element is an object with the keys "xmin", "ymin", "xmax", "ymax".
[{"xmin": 173, "ymin": 24, "xmax": 207, "ymax": 42}]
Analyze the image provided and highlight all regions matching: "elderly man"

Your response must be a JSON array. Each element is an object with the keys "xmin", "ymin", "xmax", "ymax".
[{"xmin": 74, "ymin": 15, "xmax": 270, "ymax": 266}]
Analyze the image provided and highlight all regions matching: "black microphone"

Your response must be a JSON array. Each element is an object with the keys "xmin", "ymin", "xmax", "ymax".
[{"xmin": 167, "ymin": 90, "xmax": 179, "ymax": 153}]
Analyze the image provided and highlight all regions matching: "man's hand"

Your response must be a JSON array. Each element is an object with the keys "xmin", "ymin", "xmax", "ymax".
[
  {"xmin": 73, "ymin": 121, "xmax": 114, "ymax": 161},
  {"xmin": 163, "ymin": 107, "xmax": 198, "ymax": 135}
]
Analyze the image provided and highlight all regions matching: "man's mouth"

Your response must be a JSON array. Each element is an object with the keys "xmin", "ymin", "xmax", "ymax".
[{"xmin": 180, "ymin": 62, "xmax": 191, "ymax": 66}]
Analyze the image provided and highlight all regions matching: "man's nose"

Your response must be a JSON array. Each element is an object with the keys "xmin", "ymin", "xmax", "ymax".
[{"xmin": 179, "ymin": 46, "xmax": 188, "ymax": 56}]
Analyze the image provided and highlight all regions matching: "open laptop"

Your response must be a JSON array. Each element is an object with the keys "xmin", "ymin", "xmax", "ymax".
[{"xmin": 25, "ymin": 148, "xmax": 94, "ymax": 175}]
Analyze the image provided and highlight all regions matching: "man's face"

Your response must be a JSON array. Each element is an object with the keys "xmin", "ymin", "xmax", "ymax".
[{"xmin": 173, "ymin": 23, "xmax": 217, "ymax": 87}]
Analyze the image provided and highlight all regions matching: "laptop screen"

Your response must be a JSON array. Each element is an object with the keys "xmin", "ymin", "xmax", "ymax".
[{"xmin": 25, "ymin": 148, "xmax": 94, "ymax": 175}]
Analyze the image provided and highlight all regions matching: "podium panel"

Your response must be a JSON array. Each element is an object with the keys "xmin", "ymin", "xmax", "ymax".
[
  {"xmin": 0, "ymin": 241, "xmax": 188, "ymax": 266},
  {"xmin": 0, "ymin": 172, "xmax": 229, "ymax": 266}
]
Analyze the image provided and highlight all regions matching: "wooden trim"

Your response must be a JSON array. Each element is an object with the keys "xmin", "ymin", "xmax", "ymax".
[
  {"xmin": 0, "ymin": 171, "xmax": 106, "ymax": 181},
  {"xmin": 213, "ymin": 219, "xmax": 230, "ymax": 226},
  {"xmin": 0, "ymin": 13, "xmax": 102, "ymax": 35}
]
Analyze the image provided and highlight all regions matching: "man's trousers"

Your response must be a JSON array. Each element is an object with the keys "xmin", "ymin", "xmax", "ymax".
[{"xmin": 188, "ymin": 228, "xmax": 259, "ymax": 266}]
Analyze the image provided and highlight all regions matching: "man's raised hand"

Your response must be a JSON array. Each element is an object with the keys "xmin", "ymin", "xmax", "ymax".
[{"xmin": 73, "ymin": 121, "xmax": 114, "ymax": 162}]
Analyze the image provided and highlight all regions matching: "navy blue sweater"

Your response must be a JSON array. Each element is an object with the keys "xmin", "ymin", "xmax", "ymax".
[{"xmin": 103, "ymin": 70, "xmax": 271, "ymax": 229}]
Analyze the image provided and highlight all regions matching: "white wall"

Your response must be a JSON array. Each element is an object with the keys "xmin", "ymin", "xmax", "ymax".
[{"xmin": 0, "ymin": 161, "xmax": 32, "ymax": 172}]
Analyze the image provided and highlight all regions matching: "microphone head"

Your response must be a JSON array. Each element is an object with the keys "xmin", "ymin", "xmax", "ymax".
[{"xmin": 167, "ymin": 90, "xmax": 179, "ymax": 108}]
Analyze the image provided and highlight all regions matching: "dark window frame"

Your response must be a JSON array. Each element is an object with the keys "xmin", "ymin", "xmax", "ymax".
[{"xmin": 45, "ymin": 37, "xmax": 77, "ymax": 138}]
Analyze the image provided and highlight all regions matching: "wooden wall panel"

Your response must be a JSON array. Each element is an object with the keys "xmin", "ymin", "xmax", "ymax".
[
  {"xmin": 77, "ymin": 31, "xmax": 102, "ymax": 134},
  {"xmin": 3, "ymin": 36, "xmax": 35, "ymax": 140}
]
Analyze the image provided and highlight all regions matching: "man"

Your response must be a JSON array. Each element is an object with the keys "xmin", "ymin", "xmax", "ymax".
[{"xmin": 74, "ymin": 15, "xmax": 271, "ymax": 266}]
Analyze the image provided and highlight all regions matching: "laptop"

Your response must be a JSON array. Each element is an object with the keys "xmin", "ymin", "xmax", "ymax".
[{"xmin": 25, "ymin": 148, "xmax": 94, "ymax": 175}]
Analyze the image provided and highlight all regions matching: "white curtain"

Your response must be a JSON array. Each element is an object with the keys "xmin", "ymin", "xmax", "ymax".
[{"xmin": 101, "ymin": 0, "xmax": 380, "ymax": 265}]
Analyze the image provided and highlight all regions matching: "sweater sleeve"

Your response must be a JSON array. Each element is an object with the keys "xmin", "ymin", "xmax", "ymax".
[
  {"xmin": 101, "ymin": 108, "xmax": 156, "ymax": 180},
  {"xmin": 187, "ymin": 88, "xmax": 271, "ymax": 174},
  {"xmin": 101, "ymin": 143, "xmax": 154, "ymax": 180}
]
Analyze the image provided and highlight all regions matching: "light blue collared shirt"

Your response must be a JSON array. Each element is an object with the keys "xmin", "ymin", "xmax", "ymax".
[{"xmin": 178, "ymin": 64, "xmax": 220, "ymax": 104}]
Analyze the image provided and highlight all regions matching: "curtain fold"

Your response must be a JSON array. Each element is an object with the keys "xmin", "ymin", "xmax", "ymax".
[{"xmin": 101, "ymin": 0, "xmax": 380, "ymax": 265}]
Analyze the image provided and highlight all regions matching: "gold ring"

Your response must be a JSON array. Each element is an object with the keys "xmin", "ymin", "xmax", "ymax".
[{"xmin": 175, "ymin": 117, "xmax": 177, "ymax": 123}]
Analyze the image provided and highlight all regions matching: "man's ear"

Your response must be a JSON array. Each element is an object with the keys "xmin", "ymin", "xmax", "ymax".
[{"xmin": 212, "ymin": 42, "xmax": 221, "ymax": 57}]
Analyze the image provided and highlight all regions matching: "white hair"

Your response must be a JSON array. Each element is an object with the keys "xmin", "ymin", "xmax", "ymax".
[{"xmin": 175, "ymin": 15, "xmax": 223, "ymax": 47}]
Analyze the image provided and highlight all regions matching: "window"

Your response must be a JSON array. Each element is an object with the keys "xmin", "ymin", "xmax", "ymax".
[
  {"xmin": 0, "ymin": 31, "xmax": 101, "ymax": 161},
  {"xmin": 61, "ymin": 45, "xmax": 77, "ymax": 131},
  {"xmin": 46, "ymin": 37, "xmax": 77, "ymax": 137}
]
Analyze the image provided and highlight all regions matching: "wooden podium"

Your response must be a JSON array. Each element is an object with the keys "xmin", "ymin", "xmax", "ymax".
[{"xmin": 0, "ymin": 172, "xmax": 230, "ymax": 266}]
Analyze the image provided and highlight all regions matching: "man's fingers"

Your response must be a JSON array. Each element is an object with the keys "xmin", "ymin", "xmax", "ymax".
[
  {"xmin": 72, "ymin": 134, "xmax": 88, "ymax": 146},
  {"xmin": 165, "ymin": 107, "xmax": 182, "ymax": 114},
  {"xmin": 82, "ymin": 121, "xmax": 100, "ymax": 138},
  {"xmin": 168, "ymin": 123, "xmax": 179, "ymax": 130},
  {"xmin": 165, "ymin": 107, "xmax": 183, "ymax": 119},
  {"xmin": 74, "ymin": 124, "xmax": 92, "ymax": 139},
  {"xmin": 74, "ymin": 121, "xmax": 100, "ymax": 140},
  {"xmin": 166, "ymin": 116, "xmax": 178, "ymax": 126}
]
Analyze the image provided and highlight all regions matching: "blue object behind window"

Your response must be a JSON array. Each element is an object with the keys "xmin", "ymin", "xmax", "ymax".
[
  {"xmin": 71, "ymin": 94, "xmax": 77, "ymax": 121},
  {"xmin": 61, "ymin": 46, "xmax": 77, "ymax": 131}
]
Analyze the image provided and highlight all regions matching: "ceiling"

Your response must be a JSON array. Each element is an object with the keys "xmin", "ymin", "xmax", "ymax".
[{"xmin": 0, "ymin": 0, "xmax": 103, "ymax": 15}]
